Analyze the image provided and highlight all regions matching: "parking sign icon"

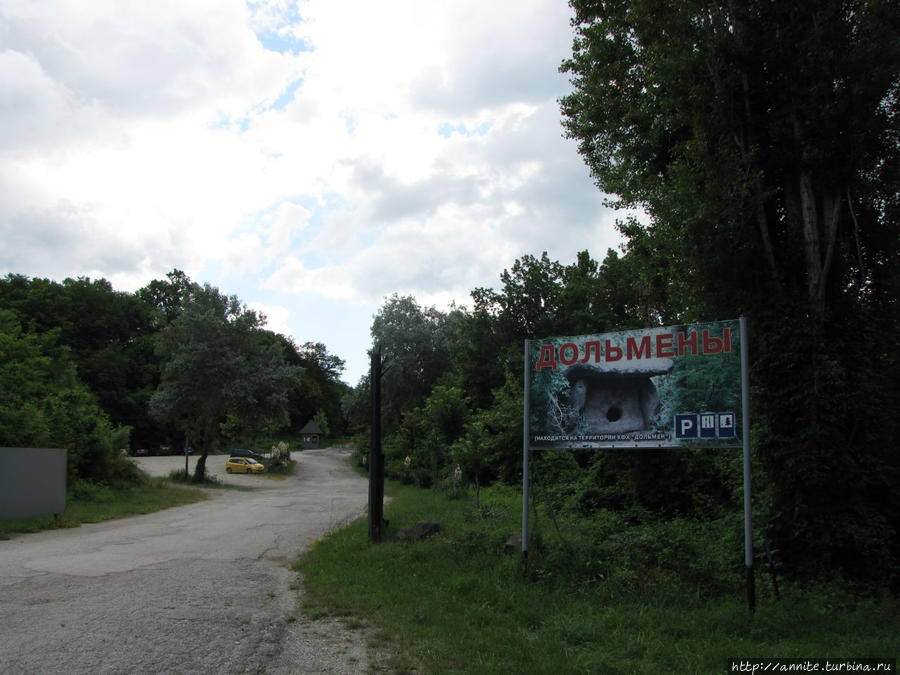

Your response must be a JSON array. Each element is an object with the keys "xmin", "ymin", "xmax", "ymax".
[{"xmin": 674, "ymin": 414, "xmax": 698, "ymax": 439}]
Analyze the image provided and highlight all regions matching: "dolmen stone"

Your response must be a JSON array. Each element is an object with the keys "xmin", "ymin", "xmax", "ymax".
[
  {"xmin": 396, "ymin": 520, "xmax": 441, "ymax": 541},
  {"xmin": 504, "ymin": 531, "xmax": 522, "ymax": 555}
]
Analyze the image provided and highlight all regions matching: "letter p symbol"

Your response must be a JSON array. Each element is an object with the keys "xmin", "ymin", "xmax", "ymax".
[{"xmin": 675, "ymin": 414, "xmax": 698, "ymax": 439}]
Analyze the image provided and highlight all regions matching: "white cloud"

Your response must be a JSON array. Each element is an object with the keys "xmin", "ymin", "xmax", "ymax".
[
  {"xmin": 0, "ymin": 50, "xmax": 104, "ymax": 155},
  {"xmin": 1, "ymin": 0, "xmax": 301, "ymax": 119},
  {"xmin": 267, "ymin": 201, "xmax": 312, "ymax": 250},
  {"xmin": 264, "ymin": 256, "xmax": 358, "ymax": 301},
  {"xmin": 247, "ymin": 300, "xmax": 292, "ymax": 337},
  {"xmin": 0, "ymin": 0, "xmax": 623, "ymax": 383}
]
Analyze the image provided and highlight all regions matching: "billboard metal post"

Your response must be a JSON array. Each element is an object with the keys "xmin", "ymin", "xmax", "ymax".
[
  {"xmin": 740, "ymin": 316, "xmax": 755, "ymax": 612},
  {"xmin": 522, "ymin": 339, "xmax": 531, "ymax": 556}
]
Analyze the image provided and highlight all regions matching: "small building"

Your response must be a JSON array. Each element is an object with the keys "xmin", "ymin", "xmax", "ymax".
[{"xmin": 299, "ymin": 420, "xmax": 324, "ymax": 449}]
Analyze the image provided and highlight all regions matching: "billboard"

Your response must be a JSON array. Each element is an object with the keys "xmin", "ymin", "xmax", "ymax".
[{"xmin": 526, "ymin": 319, "xmax": 742, "ymax": 449}]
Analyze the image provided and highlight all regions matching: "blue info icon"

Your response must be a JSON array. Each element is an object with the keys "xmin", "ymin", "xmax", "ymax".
[
  {"xmin": 699, "ymin": 412, "xmax": 718, "ymax": 438},
  {"xmin": 717, "ymin": 412, "xmax": 736, "ymax": 438},
  {"xmin": 674, "ymin": 414, "xmax": 698, "ymax": 439}
]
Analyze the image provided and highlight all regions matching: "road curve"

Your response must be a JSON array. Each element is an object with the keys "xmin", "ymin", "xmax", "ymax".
[{"xmin": 0, "ymin": 448, "xmax": 372, "ymax": 674}]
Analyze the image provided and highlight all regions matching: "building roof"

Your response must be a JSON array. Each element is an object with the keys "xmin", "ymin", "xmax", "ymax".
[{"xmin": 299, "ymin": 420, "xmax": 323, "ymax": 435}]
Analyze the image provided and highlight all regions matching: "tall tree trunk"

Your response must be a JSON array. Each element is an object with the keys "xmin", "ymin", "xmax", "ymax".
[
  {"xmin": 790, "ymin": 101, "xmax": 842, "ymax": 320},
  {"xmin": 797, "ymin": 170, "xmax": 841, "ymax": 319},
  {"xmin": 729, "ymin": 0, "xmax": 780, "ymax": 289},
  {"xmin": 799, "ymin": 169, "xmax": 823, "ymax": 303},
  {"xmin": 753, "ymin": 173, "xmax": 780, "ymax": 288},
  {"xmin": 193, "ymin": 416, "xmax": 213, "ymax": 481}
]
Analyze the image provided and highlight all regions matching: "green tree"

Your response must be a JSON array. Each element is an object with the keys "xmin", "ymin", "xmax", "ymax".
[
  {"xmin": 455, "ymin": 367, "xmax": 525, "ymax": 493},
  {"xmin": 386, "ymin": 384, "xmax": 471, "ymax": 488},
  {"xmin": 252, "ymin": 333, "xmax": 348, "ymax": 437},
  {"xmin": 343, "ymin": 372, "xmax": 372, "ymax": 436},
  {"xmin": 149, "ymin": 284, "xmax": 300, "ymax": 480},
  {"xmin": 0, "ymin": 274, "xmax": 161, "ymax": 448},
  {"xmin": 473, "ymin": 253, "xmax": 566, "ymax": 341},
  {"xmin": 313, "ymin": 409, "xmax": 331, "ymax": 439},
  {"xmin": 0, "ymin": 310, "xmax": 138, "ymax": 486},
  {"xmin": 450, "ymin": 306, "xmax": 504, "ymax": 412},
  {"xmin": 0, "ymin": 309, "xmax": 58, "ymax": 448},
  {"xmin": 560, "ymin": 0, "xmax": 900, "ymax": 579},
  {"xmin": 137, "ymin": 269, "xmax": 196, "ymax": 326},
  {"xmin": 296, "ymin": 341, "xmax": 347, "ymax": 437},
  {"xmin": 370, "ymin": 295, "xmax": 456, "ymax": 435},
  {"xmin": 561, "ymin": 0, "xmax": 899, "ymax": 320}
]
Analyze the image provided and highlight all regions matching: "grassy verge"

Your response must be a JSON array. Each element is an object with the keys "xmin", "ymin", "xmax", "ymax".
[
  {"xmin": 166, "ymin": 468, "xmax": 226, "ymax": 486},
  {"xmin": 295, "ymin": 481, "xmax": 899, "ymax": 673},
  {"xmin": 0, "ymin": 477, "xmax": 211, "ymax": 539}
]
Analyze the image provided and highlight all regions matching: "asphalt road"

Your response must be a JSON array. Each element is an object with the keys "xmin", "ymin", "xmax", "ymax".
[{"xmin": 0, "ymin": 448, "xmax": 375, "ymax": 674}]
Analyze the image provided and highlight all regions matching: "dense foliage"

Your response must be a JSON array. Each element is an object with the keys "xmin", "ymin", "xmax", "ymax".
[
  {"xmin": 347, "ymin": 0, "xmax": 899, "ymax": 587},
  {"xmin": 0, "ymin": 308, "xmax": 139, "ymax": 488},
  {"xmin": 0, "ymin": 271, "xmax": 347, "ymax": 486},
  {"xmin": 559, "ymin": 0, "xmax": 899, "ymax": 582}
]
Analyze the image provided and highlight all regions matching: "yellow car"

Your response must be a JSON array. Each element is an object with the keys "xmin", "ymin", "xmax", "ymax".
[{"xmin": 225, "ymin": 457, "xmax": 265, "ymax": 474}]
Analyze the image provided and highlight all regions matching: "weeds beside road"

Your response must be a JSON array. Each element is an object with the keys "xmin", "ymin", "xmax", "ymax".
[
  {"xmin": 297, "ymin": 480, "xmax": 900, "ymax": 673},
  {"xmin": 0, "ymin": 476, "xmax": 210, "ymax": 539}
]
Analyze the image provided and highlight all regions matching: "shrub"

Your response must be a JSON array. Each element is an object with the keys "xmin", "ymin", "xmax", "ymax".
[{"xmin": 268, "ymin": 440, "xmax": 293, "ymax": 473}]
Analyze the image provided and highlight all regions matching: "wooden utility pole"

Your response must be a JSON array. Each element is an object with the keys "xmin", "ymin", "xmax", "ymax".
[{"xmin": 368, "ymin": 346, "xmax": 384, "ymax": 543}]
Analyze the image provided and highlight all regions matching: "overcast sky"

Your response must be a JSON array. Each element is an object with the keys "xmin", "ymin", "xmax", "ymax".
[{"xmin": 1, "ymin": 0, "xmax": 625, "ymax": 385}]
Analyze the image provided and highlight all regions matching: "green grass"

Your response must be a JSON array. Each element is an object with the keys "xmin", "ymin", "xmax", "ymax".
[
  {"xmin": 294, "ymin": 480, "xmax": 900, "ymax": 673},
  {"xmin": 167, "ymin": 468, "xmax": 226, "ymax": 486},
  {"xmin": 0, "ymin": 477, "xmax": 211, "ymax": 539}
]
